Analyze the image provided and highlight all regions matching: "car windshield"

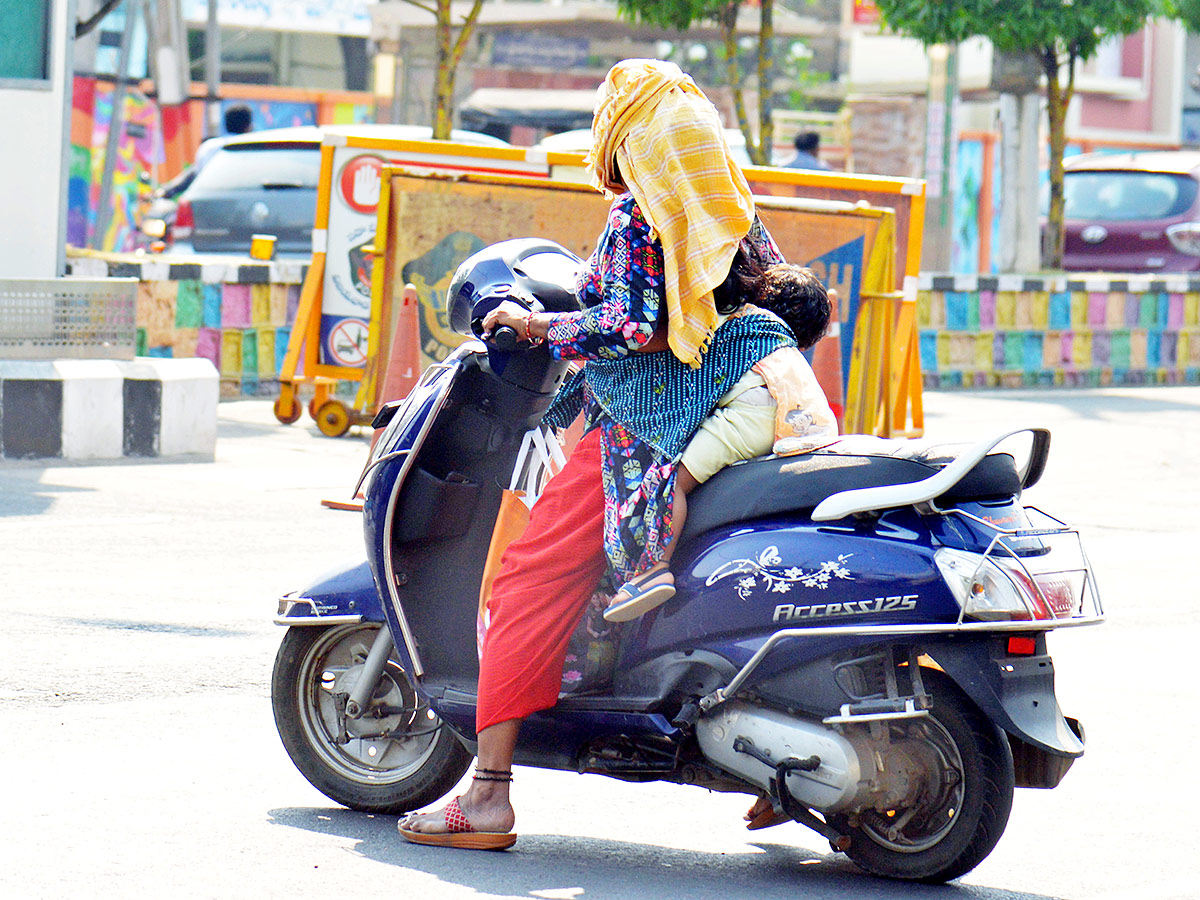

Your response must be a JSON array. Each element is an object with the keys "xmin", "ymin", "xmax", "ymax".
[
  {"xmin": 1063, "ymin": 170, "xmax": 1198, "ymax": 221},
  {"xmin": 190, "ymin": 143, "xmax": 320, "ymax": 192}
]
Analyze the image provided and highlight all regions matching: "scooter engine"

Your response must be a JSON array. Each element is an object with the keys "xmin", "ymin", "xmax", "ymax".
[{"xmin": 697, "ymin": 702, "xmax": 912, "ymax": 814}]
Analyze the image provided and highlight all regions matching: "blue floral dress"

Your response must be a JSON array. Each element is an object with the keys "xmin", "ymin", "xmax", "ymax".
[{"xmin": 542, "ymin": 194, "xmax": 794, "ymax": 587}]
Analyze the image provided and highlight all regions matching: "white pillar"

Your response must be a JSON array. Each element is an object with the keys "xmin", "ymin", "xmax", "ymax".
[{"xmin": 997, "ymin": 92, "xmax": 1042, "ymax": 273}]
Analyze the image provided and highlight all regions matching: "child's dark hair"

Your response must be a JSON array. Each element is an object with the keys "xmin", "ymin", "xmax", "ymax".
[
  {"xmin": 754, "ymin": 263, "xmax": 830, "ymax": 349},
  {"xmin": 713, "ymin": 253, "xmax": 830, "ymax": 350}
]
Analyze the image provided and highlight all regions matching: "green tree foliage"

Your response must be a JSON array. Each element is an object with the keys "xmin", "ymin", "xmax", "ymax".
[
  {"xmin": 873, "ymin": 0, "xmax": 1169, "ymax": 269},
  {"xmin": 615, "ymin": 0, "xmax": 778, "ymax": 166}
]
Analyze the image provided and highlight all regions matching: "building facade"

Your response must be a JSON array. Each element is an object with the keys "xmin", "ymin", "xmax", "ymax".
[{"xmin": 0, "ymin": 0, "xmax": 73, "ymax": 277}]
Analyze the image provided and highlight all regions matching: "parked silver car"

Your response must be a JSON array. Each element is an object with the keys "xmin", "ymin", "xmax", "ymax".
[{"xmin": 163, "ymin": 125, "xmax": 509, "ymax": 257}]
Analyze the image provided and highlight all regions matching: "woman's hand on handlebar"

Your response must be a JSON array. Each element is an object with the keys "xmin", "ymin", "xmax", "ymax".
[
  {"xmin": 480, "ymin": 301, "xmax": 526, "ymax": 341},
  {"xmin": 481, "ymin": 300, "xmax": 551, "ymax": 345}
]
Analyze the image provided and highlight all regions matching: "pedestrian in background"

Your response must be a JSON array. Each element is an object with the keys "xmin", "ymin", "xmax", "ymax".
[{"xmin": 786, "ymin": 130, "xmax": 831, "ymax": 171}]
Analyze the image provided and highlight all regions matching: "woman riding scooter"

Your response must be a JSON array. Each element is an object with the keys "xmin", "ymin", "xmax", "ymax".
[{"xmin": 398, "ymin": 59, "xmax": 827, "ymax": 849}]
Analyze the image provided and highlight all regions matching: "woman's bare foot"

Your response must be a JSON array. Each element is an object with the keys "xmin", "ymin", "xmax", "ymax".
[
  {"xmin": 399, "ymin": 781, "xmax": 515, "ymax": 836},
  {"xmin": 744, "ymin": 793, "xmax": 771, "ymax": 823}
]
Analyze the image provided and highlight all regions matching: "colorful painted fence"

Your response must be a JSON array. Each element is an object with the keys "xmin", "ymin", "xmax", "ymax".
[
  {"xmin": 65, "ymin": 254, "xmax": 308, "ymax": 398},
  {"xmin": 918, "ymin": 273, "xmax": 1200, "ymax": 388},
  {"xmin": 64, "ymin": 252, "xmax": 1200, "ymax": 396}
]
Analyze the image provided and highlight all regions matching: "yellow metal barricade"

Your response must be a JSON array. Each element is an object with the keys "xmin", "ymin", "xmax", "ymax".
[{"xmin": 281, "ymin": 139, "xmax": 927, "ymax": 439}]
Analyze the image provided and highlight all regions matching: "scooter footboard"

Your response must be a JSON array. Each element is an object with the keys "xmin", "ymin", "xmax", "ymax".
[{"xmin": 923, "ymin": 635, "xmax": 1084, "ymax": 765}]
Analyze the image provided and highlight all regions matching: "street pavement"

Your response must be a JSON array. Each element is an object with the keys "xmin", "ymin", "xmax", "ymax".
[{"xmin": 1, "ymin": 388, "xmax": 1198, "ymax": 899}]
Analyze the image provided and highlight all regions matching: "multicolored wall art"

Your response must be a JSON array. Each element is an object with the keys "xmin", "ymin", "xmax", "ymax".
[
  {"xmin": 69, "ymin": 77, "xmax": 164, "ymax": 253},
  {"xmin": 68, "ymin": 76, "xmax": 376, "ymax": 253},
  {"xmin": 66, "ymin": 256, "xmax": 307, "ymax": 399},
  {"xmin": 60, "ymin": 257, "xmax": 1200, "ymax": 396},
  {"xmin": 919, "ymin": 273, "xmax": 1200, "ymax": 388}
]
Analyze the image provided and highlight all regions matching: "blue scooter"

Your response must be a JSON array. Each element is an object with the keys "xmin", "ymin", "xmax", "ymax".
[{"xmin": 271, "ymin": 239, "xmax": 1103, "ymax": 883}]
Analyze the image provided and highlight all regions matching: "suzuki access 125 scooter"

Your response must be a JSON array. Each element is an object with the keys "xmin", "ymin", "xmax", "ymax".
[{"xmin": 270, "ymin": 238, "xmax": 1103, "ymax": 883}]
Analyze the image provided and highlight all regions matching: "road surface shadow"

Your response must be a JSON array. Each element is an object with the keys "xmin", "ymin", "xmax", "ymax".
[
  {"xmin": 269, "ymin": 806, "xmax": 1067, "ymax": 900},
  {"xmin": 0, "ymin": 470, "xmax": 93, "ymax": 516}
]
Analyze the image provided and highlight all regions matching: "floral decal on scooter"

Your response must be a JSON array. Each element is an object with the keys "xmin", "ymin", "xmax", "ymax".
[{"xmin": 706, "ymin": 546, "xmax": 854, "ymax": 600}]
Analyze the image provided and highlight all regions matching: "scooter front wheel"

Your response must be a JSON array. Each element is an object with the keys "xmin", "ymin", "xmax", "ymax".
[
  {"xmin": 828, "ymin": 671, "xmax": 1015, "ymax": 884},
  {"xmin": 271, "ymin": 623, "xmax": 471, "ymax": 814}
]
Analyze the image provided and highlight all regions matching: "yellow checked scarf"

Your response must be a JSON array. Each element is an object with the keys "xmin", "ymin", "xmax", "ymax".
[{"xmin": 586, "ymin": 59, "xmax": 755, "ymax": 368}]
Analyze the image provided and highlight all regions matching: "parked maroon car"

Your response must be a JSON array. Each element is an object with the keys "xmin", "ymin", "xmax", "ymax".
[{"xmin": 1059, "ymin": 150, "xmax": 1200, "ymax": 272}]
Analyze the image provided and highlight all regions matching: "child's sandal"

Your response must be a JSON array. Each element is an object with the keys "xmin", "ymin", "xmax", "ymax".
[{"xmin": 604, "ymin": 566, "xmax": 676, "ymax": 623}]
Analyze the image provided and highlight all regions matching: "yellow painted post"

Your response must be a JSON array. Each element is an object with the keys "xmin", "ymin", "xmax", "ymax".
[{"xmin": 277, "ymin": 253, "xmax": 326, "ymax": 384}]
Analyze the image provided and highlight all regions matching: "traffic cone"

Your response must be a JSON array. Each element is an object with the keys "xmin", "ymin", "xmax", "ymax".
[
  {"xmin": 323, "ymin": 283, "xmax": 424, "ymax": 510},
  {"xmin": 811, "ymin": 288, "xmax": 845, "ymax": 432},
  {"xmin": 377, "ymin": 282, "xmax": 423, "ymax": 406}
]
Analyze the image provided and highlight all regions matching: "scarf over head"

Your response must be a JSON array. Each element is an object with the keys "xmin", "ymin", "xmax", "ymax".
[{"xmin": 585, "ymin": 59, "xmax": 755, "ymax": 368}]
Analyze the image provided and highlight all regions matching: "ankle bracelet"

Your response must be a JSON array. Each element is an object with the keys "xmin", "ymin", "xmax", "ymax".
[{"xmin": 472, "ymin": 767, "xmax": 513, "ymax": 783}]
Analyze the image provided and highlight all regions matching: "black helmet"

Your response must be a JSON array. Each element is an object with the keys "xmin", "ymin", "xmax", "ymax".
[{"xmin": 447, "ymin": 238, "xmax": 583, "ymax": 338}]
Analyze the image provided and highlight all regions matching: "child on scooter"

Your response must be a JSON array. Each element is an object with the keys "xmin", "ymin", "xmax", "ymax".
[{"xmin": 603, "ymin": 262, "xmax": 839, "ymax": 622}]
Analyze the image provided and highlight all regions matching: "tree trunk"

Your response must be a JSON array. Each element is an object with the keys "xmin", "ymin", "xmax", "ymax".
[
  {"xmin": 432, "ymin": 0, "xmax": 454, "ymax": 139},
  {"xmin": 1041, "ymin": 44, "xmax": 1075, "ymax": 270},
  {"xmin": 720, "ymin": 2, "xmax": 751, "ymax": 150},
  {"xmin": 753, "ymin": 0, "xmax": 775, "ymax": 166},
  {"xmin": 430, "ymin": 0, "xmax": 484, "ymax": 140}
]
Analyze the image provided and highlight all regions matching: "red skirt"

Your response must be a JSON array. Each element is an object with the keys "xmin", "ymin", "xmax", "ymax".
[{"xmin": 476, "ymin": 427, "xmax": 608, "ymax": 732}]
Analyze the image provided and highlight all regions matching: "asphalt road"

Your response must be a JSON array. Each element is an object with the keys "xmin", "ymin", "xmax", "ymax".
[{"xmin": 1, "ymin": 388, "xmax": 1197, "ymax": 899}]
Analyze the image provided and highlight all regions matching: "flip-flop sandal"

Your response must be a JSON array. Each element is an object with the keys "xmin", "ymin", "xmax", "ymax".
[
  {"xmin": 745, "ymin": 806, "xmax": 790, "ymax": 831},
  {"xmin": 398, "ymin": 797, "xmax": 517, "ymax": 851},
  {"xmin": 604, "ymin": 567, "xmax": 676, "ymax": 623},
  {"xmin": 744, "ymin": 794, "xmax": 790, "ymax": 831}
]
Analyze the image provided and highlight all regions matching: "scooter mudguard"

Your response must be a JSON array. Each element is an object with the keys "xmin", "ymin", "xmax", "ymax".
[
  {"xmin": 923, "ymin": 634, "xmax": 1084, "ymax": 758},
  {"xmin": 275, "ymin": 558, "xmax": 386, "ymax": 625}
]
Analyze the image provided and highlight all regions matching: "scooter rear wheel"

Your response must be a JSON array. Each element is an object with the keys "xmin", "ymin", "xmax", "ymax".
[
  {"xmin": 828, "ymin": 671, "xmax": 1015, "ymax": 883},
  {"xmin": 271, "ymin": 623, "xmax": 471, "ymax": 814}
]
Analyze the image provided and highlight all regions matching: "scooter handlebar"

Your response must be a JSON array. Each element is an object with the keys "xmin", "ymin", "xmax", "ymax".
[{"xmin": 489, "ymin": 324, "xmax": 519, "ymax": 353}]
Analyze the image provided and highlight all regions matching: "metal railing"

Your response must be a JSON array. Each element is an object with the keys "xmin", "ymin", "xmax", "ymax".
[{"xmin": 0, "ymin": 278, "xmax": 137, "ymax": 360}]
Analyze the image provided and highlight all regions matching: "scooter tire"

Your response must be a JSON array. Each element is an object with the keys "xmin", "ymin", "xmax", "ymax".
[
  {"xmin": 271, "ymin": 624, "xmax": 471, "ymax": 814},
  {"xmin": 828, "ymin": 671, "xmax": 1015, "ymax": 884}
]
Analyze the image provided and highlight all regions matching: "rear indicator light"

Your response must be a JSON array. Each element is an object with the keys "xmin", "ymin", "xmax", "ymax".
[
  {"xmin": 1007, "ymin": 635, "xmax": 1038, "ymax": 656},
  {"xmin": 174, "ymin": 199, "xmax": 194, "ymax": 240}
]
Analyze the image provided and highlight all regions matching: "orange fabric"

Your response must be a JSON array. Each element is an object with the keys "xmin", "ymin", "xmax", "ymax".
[
  {"xmin": 476, "ymin": 488, "xmax": 531, "ymax": 658},
  {"xmin": 476, "ymin": 428, "xmax": 608, "ymax": 732}
]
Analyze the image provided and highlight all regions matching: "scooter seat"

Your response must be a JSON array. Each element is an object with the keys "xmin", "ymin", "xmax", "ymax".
[{"xmin": 678, "ymin": 435, "xmax": 1022, "ymax": 548}]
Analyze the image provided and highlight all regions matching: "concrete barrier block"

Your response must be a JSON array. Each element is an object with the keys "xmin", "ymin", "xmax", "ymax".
[
  {"xmin": 1, "ymin": 357, "xmax": 219, "ymax": 462},
  {"xmin": 0, "ymin": 360, "xmax": 62, "ymax": 458},
  {"xmin": 153, "ymin": 358, "xmax": 219, "ymax": 458},
  {"xmin": 56, "ymin": 360, "xmax": 123, "ymax": 459},
  {"xmin": 116, "ymin": 358, "xmax": 218, "ymax": 459}
]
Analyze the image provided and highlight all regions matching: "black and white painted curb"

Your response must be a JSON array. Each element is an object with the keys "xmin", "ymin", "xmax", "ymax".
[
  {"xmin": 0, "ymin": 358, "xmax": 218, "ymax": 461},
  {"xmin": 918, "ymin": 273, "xmax": 1200, "ymax": 294}
]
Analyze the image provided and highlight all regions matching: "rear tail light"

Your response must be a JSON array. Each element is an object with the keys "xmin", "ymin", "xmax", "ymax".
[
  {"xmin": 1166, "ymin": 222, "xmax": 1200, "ymax": 255},
  {"xmin": 173, "ymin": 199, "xmax": 194, "ymax": 241},
  {"xmin": 935, "ymin": 547, "xmax": 1086, "ymax": 622}
]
